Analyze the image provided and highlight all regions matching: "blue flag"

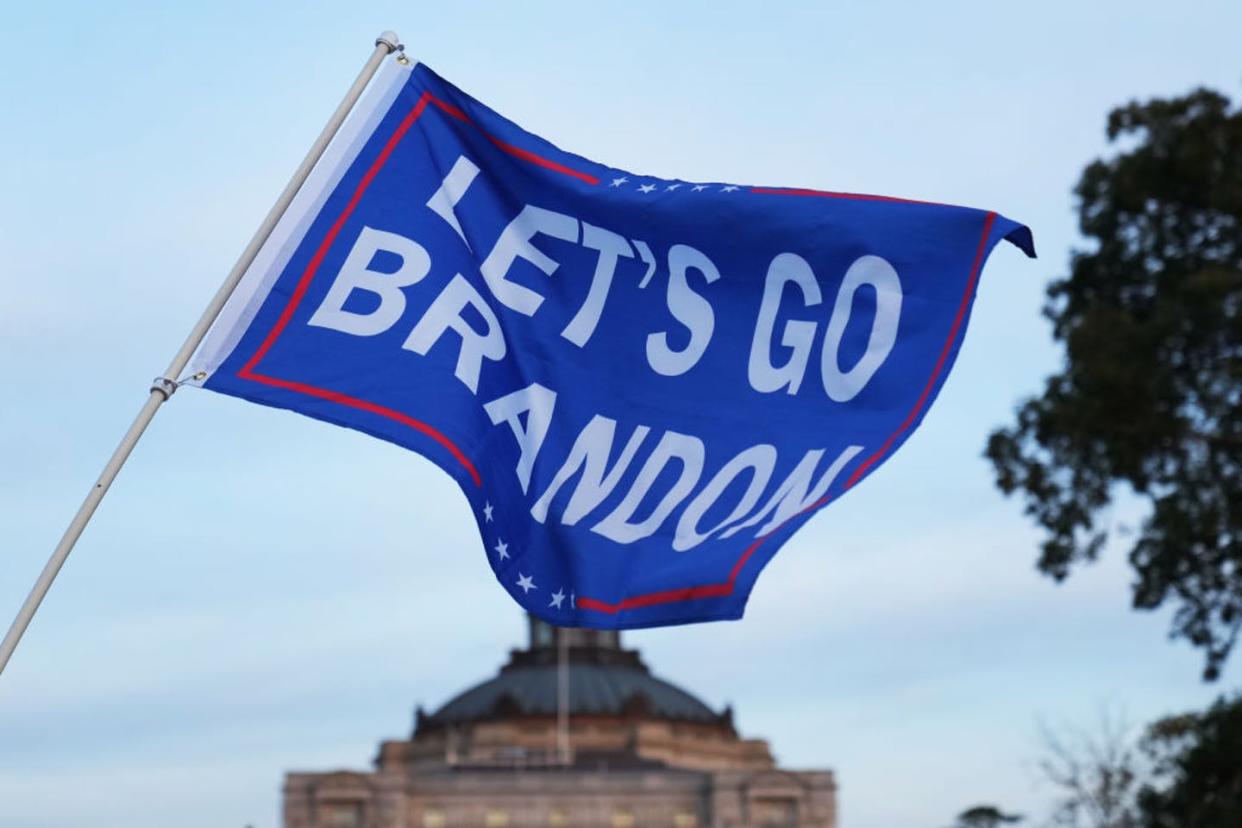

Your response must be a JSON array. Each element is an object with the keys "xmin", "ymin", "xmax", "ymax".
[{"xmin": 189, "ymin": 59, "xmax": 1034, "ymax": 629}]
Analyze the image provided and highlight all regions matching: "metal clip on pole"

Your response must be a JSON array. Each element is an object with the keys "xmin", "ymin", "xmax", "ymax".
[{"xmin": 150, "ymin": 377, "xmax": 178, "ymax": 400}]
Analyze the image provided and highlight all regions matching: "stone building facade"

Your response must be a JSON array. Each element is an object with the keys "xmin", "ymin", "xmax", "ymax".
[{"xmin": 283, "ymin": 617, "xmax": 836, "ymax": 828}]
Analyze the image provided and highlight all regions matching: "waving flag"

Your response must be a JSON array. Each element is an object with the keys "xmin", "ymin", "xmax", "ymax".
[{"xmin": 187, "ymin": 59, "xmax": 1034, "ymax": 629}]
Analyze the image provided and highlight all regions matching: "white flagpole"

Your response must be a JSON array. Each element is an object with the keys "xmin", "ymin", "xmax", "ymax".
[
  {"xmin": 557, "ymin": 626, "xmax": 570, "ymax": 764},
  {"xmin": 0, "ymin": 31, "xmax": 403, "ymax": 678}
]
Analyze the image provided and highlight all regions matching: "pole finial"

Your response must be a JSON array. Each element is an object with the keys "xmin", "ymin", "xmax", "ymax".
[{"xmin": 375, "ymin": 31, "xmax": 401, "ymax": 53}]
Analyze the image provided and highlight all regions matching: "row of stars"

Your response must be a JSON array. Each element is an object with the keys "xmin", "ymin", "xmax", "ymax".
[
  {"xmin": 609, "ymin": 176, "xmax": 741, "ymax": 194},
  {"xmin": 483, "ymin": 500, "xmax": 574, "ymax": 610}
]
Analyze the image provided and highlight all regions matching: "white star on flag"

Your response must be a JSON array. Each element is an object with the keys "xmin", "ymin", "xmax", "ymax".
[
  {"xmin": 494, "ymin": 539, "xmax": 510, "ymax": 560},
  {"xmin": 721, "ymin": 185, "xmax": 740, "ymax": 192},
  {"xmin": 666, "ymin": 183, "xmax": 682, "ymax": 191},
  {"xmin": 483, "ymin": 502, "xmax": 494, "ymax": 522},
  {"xmin": 609, "ymin": 176, "xmax": 628, "ymax": 187},
  {"xmin": 550, "ymin": 588, "xmax": 566, "ymax": 609},
  {"xmin": 692, "ymin": 184, "xmax": 709, "ymax": 192},
  {"xmin": 516, "ymin": 573, "xmax": 536, "ymax": 593},
  {"xmin": 638, "ymin": 183, "xmax": 657, "ymax": 193}
]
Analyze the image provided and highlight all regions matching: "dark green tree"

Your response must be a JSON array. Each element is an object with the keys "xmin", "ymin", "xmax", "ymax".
[
  {"xmin": 953, "ymin": 805, "xmax": 1023, "ymax": 827},
  {"xmin": 986, "ymin": 88, "xmax": 1242, "ymax": 679},
  {"xmin": 1136, "ymin": 694, "xmax": 1242, "ymax": 827}
]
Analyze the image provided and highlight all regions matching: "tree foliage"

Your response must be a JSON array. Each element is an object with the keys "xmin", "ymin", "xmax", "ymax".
[
  {"xmin": 953, "ymin": 805, "xmax": 1023, "ymax": 827},
  {"xmin": 986, "ymin": 88, "xmax": 1242, "ymax": 679},
  {"xmin": 1037, "ymin": 706, "xmax": 1140, "ymax": 828},
  {"xmin": 1136, "ymin": 694, "xmax": 1242, "ymax": 827},
  {"xmin": 1031, "ymin": 698, "xmax": 1242, "ymax": 827}
]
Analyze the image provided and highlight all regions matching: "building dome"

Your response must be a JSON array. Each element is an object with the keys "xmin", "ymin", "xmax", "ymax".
[
  {"xmin": 427, "ymin": 661, "xmax": 720, "ymax": 725},
  {"xmin": 417, "ymin": 616, "xmax": 728, "ymax": 732},
  {"xmin": 286, "ymin": 614, "xmax": 839, "ymax": 828}
]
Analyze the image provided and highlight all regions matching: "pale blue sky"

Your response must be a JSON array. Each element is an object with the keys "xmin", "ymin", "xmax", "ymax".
[{"xmin": 1, "ymin": 3, "xmax": 1239, "ymax": 827}]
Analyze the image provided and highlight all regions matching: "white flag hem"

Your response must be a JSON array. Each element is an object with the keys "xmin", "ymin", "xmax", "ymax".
[{"xmin": 183, "ymin": 58, "xmax": 413, "ymax": 387}]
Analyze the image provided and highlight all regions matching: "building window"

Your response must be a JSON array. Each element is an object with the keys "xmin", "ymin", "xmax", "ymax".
[
  {"xmin": 674, "ymin": 814, "xmax": 699, "ymax": 828},
  {"xmin": 751, "ymin": 797, "xmax": 798, "ymax": 828},
  {"xmin": 611, "ymin": 812, "xmax": 635, "ymax": 828},
  {"xmin": 321, "ymin": 803, "xmax": 362, "ymax": 828},
  {"xmin": 422, "ymin": 809, "xmax": 446, "ymax": 828},
  {"xmin": 486, "ymin": 810, "xmax": 511, "ymax": 827}
]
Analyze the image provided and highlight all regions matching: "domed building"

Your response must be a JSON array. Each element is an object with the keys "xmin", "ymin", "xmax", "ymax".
[{"xmin": 283, "ymin": 617, "xmax": 837, "ymax": 828}]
